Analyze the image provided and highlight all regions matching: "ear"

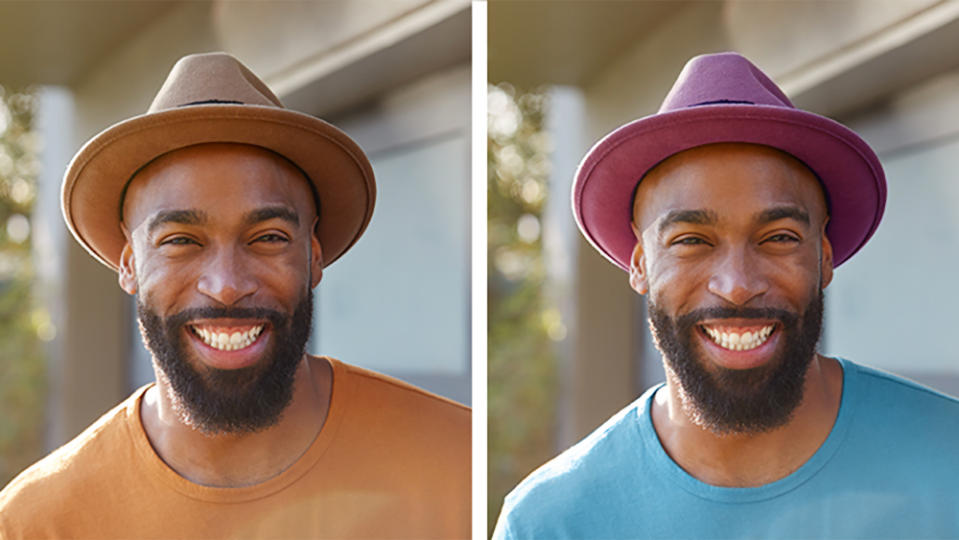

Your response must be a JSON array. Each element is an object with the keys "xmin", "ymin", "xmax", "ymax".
[
  {"xmin": 819, "ymin": 219, "xmax": 834, "ymax": 289},
  {"xmin": 118, "ymin": 240, "xmax": 138, "ymax": 295},
  {"xmin": 310, "ymin": 217, "xmax": 324, "ymax": 288},
  {"xmin": 628, "ymin": 240, "xmax": 648, "ymax": 295}
]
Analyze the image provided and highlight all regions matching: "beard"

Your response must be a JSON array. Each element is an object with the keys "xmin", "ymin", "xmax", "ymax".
[
  {"xmin": 136, "ymin": 290, "xmax": 313, "ymax": 435},
  {"xmin": 648, "ymin": 289, "xmax": 824, "ymax": 435}
]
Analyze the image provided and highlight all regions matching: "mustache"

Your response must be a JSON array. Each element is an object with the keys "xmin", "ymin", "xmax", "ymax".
[
  {"xmin": 675, "ymin": 306, "xmax": 799, "ymax": 328},
  {"xmin": 165, "ymin": 306, "xmax": 288, "ymax": 328}
]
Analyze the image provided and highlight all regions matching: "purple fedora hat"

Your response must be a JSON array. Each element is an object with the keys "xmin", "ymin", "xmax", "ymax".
[{"xmin": 573, "ymin": 52, "xmax": 886, "ymax": 271}]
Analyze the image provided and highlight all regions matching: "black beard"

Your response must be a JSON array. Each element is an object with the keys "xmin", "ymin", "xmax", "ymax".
[
  {"xmin": 137, "ymin": 290, "xmax": 313, "ymax": 435},
  {"xmin": 648, "ymin": 289, "xmax": 823, "ymax": 434}
]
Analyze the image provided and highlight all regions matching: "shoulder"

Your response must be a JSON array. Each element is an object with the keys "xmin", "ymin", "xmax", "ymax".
[
  {"xmin": 497, "ymin": 390, "xmax": 654, "ymax": 535},
  {"xmin": 319, "ymin": 357, "xmax": 470, "ymax": 517},
  {"xmin": 322, "ymin": 356, "xmax": 470, "ymax": 448},
  {"xmin": 510, "ymin": 397, "xmax": 644, "ymax": 495},
  {"xmin": 0, "ymin": 389, "xmax": 143, "ymax": 536},
  {"xmin": 843, "ymin": 359, "xmax": 959, "ymax": 417},
  {"xmin": 327, "ymin": 356, "xmax": 469, "ymax": 417},
  {"xmin": 841, "ymin": 359, "xmax": 959, "ymax": 452}
]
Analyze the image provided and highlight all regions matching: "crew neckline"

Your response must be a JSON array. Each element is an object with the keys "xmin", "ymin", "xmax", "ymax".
[
  {"xmin": 123, "ymin": 356, "xmax": 353, "ymax": 503},
  {"xmin": 637, "ymin": 357, "xmax": 860, "ymax": 503}
]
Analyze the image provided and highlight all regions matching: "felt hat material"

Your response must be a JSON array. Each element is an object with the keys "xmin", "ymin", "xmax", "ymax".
[
  {"xmin": 62, "ymin": 52, "xmax": 375, "ymax": 271},
  {"xmin": 573, "ymin": 52, "xmax": 886, "ymax": 271}
]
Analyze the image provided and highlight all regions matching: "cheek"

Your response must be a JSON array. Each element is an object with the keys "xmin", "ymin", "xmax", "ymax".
[
  {"xmin": 129, "ymin": 239, "xmax": 209, "ymax": 304},
  {"xmin": 134, "ymin": 254, "xmax": 195, "ymax": 307},
  {"xmin": 769, "ymin": 258, "xmax": 821, "ymax": 292},
  {"xmin": 762, "ymin": 238, "xmax": 823, "ymax": 274},
  {"xmin": 646, "ymin": 252, "xmax": 709, "ymax": 299}
]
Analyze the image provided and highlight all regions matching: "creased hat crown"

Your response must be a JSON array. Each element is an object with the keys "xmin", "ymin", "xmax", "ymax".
[
  {"xmin": 149, "ymin": 52, "xmax": 283, "ymax": 111},
  {"xmin": 660, "ymin": 52, "xmax": 794, "ymax": 112}
]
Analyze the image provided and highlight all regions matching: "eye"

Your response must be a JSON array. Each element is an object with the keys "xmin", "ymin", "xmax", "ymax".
[
  {"xmin": 160, "ymin": 236, "xmax": 199, "ymax": 247},
  {"xmin": 252, "ymin": 233, "xmax": 289, "ymax": 244},
  {"xmin": 763, "ymin": 233, "xmax": 799, "ymax": 244},
  {"xmin": 671, "ymin": 236, "xmax": 710, "ymax": 247}
]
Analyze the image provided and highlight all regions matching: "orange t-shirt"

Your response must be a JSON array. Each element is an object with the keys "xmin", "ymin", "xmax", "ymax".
[{"xmin": 0, "ymin": 357, "xmax": 470, "ymax": 539}]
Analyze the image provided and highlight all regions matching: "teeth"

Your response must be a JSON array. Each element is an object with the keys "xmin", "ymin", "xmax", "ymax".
[
  {"xmin": 703, "ymin": 324, "xmax": 774, "ymax": 351},
  {"xmin": 192, "ymin": 325, "xmax": 264, "ymax": 351}
]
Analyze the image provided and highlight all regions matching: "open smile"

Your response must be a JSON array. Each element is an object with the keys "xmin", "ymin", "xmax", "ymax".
[
  {"xmin": 695, "ymin": 320, "xmax": 782, "ymax": 370},
  {"xmin": 700, "ymin": 323, "xmax": 775, "ymax": 351},
  {"xmin": 184, "ymin": 319, "xmax": 272, "ymax": 370},
  {"xmin": 190, "ymin": 323, "xmax": 265, "ymax": 351}
]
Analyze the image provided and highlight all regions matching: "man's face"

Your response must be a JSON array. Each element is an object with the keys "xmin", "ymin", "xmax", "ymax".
[
  {"xmin": 119, "ymin": 143, "xmax": 323, "ymax": 434},
  {"xmin": 630, "ymin": 143, "xmax": 833, "ymax": 434}
]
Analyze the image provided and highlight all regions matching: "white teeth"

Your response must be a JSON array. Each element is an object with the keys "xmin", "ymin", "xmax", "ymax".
[
  {"xmin": 192, "ymin": 324, "xmax": 264, "ymax": 351},
  {"xmin": 702, "ymin": 324, "xmax": 774, "ymax": 351}
]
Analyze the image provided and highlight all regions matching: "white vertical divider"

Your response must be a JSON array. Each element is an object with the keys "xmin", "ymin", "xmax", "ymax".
[{"xmin": 471, "ymin": 1, "xmax": 488, "ymax": 537}]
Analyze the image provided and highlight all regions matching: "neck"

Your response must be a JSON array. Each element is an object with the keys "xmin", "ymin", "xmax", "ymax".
[
  {"xmin": 651, "ymin": 354, "xmax": 842, "ymax": 487},
  {"xmin": 140, "ymin": 355, "xmax": 332, "ymax": 487}
]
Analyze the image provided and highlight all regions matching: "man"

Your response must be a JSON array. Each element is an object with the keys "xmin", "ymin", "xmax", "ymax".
[
  {"xmin": 494, "ymin": 52, "xmax": 959, "ymax": 539},
  {"xmin": 0, "ymin": 53, "xmax": 469, "ymax": 539}
]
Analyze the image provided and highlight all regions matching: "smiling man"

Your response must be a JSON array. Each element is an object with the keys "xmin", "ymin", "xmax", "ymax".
[
  {"xmin": 0, "ymin": 53, "xmax": 469, "ymax": 539},
  {"xmin": 493, "ymin": 52, "xmax": 959, "ymax": 539}
]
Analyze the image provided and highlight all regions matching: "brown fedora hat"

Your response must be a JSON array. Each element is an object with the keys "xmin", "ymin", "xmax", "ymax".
[{"xmin": 61, "ymin": 52, "xmax": 375, "ymax": 271}]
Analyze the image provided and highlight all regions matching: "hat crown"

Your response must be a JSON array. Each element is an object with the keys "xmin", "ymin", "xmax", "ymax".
[
  {"xmin": 658, "ymin": 52, "xmax": 794, "ymax": 113},
  {"xmin": 148, "ymin": 52, "xmax": 283, "ymax": 112}
]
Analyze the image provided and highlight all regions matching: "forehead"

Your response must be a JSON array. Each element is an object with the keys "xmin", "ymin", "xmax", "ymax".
[
  {"xmin": 632, "ymin": 143, "xmax": 827, "ymax": 231},
  {"xmin": 122, "ymin": 143, "xmax": 315, "ymax": 231}
]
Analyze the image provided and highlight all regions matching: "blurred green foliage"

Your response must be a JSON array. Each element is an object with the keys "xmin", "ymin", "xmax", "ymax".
[
  {"xmin": 488, "ymin": 84, "xmax": 559, "ymax": 535},
  {"xmin": 0, "ymin": 85, "xmax": 46, "ymax": 487}
]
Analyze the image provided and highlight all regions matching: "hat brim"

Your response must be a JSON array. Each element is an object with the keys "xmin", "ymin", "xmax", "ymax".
[
  {"xmin": 62, "ymin": 104, "xmax": 375, "ymax": 271},
  {"xmin": 573, "ymin": 104, "xmax": 886, "ymax": 271}
]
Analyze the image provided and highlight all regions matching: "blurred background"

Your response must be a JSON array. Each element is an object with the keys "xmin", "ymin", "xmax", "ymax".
[
  {"xmin": 0, "ymin": 0, "xmax": 470, "ymax": 488},
  {"xmin": 488, "ymin": 0, "xmax": 959, "ymax": 533}
]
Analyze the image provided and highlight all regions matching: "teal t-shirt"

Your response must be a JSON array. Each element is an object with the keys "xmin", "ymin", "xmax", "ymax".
[{"xmin": 494, "ymin": 359, "xmax": 959, "ymax": 539}]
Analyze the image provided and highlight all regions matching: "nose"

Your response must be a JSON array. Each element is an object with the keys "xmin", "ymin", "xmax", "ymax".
[
  {"xmin": 196, "ymin": 246, "xmax": 257, "ymax": 306},
  {"xmin": 707, "ymin": 246, "xmax": 768, "ymax": 306}
]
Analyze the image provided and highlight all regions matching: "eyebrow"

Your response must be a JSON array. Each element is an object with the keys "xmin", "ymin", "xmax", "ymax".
[
  {"xmin": 754, "ymin": 206, "xmax": 810, "ymax": 226},
  {"xmin": 657, "ymin": 209, "xmax": 718, "ymax": 236},
  {"xmin": 243, "ymin": 205, "xmax": 300, "ymax": 227},
  {"xmin": 655, "ymin": 205, "xmax": 811, "ymax": 236},
  {"xmin": 147, "ymin": 209, "xmax": 206, "ymax": 235},
  {"xmin": 145, "ymin": 206, "xmax": 300, "ymax": 236}
]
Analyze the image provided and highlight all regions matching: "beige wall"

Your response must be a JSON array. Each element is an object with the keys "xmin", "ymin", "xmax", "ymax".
[
  {"xmin": 584, "ymin": 0, "xmax": 946, "ymax": 142},
  {"xmin": 724, "ymin": 0, "xmax": 941, "ymax": 79},
  {"xmin": 213, "ymin": 0, "xmax": 431, "ymax": 82}
]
